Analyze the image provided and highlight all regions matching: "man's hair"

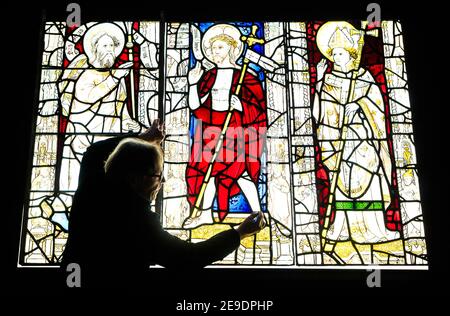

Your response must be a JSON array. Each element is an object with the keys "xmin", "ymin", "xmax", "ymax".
[
  {"xmin": 209, "ymin": 35, "xmax": 239, "ymax": 67},
  {"xmin": 104, "ymin": 138, "xmax": 163, "ymax": 183},
  {"xmin": 209, "ymin": 34, "xmax": 238, "ymax": 48},
  {"xmin": 91, "ymin": 33, "xmax": 120, "ymax": 56},
  {"xmin": 326, "ymin": 47, "xmax": 359, "ymax": 62},
  {"xmin": 91, "ymin": 32, "xmax": 120, "ymax": 50}
]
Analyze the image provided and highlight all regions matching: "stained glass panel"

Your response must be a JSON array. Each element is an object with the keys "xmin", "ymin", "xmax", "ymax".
[{"xmin": 19, "ymin": 20, "xmax": 427, "ymax": 268}]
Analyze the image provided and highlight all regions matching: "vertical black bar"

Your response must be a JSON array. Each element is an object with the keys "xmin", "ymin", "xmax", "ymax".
[
  {"xmin": 158, "ymin": 11, "xmax": 166, "ymax": 121},
  {"xmin": 18, "ymin": 10, "xmax": 47, "ymax": 266},
  {"xmin": 155, "ymin": 11, "xmax": 166, "ymax": 218},
  {"xmin": 283, "ymin": 21, "xmax": 299, "ymax": 265}
]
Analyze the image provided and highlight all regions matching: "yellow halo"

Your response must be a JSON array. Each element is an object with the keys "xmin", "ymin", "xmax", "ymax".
[
  {"xmin": 201, "ymin": 24, "xmax": 243, "ymax": 64},
  {"xmin": 83, "ymin": 22, "xmax": 125, "ymax": 63},
  {"xmin": 316, "ymin": 21, "xmax": 358, "ymax": 62}
]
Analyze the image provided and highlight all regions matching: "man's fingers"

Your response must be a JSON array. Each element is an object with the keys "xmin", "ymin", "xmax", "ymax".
[
  {"xmin": 119, "ymin": 62, "xmax": 133, "ymax": 68},
  {"xmin": 249, "ymin": 212, "xmax": 258, "ymax": 219},
  {"xmin": 192, "ymin": 62, "xmax": 200, "ymax": 72},
  {"xmin": 259, "ymin": 219, "xmax": 266, "ymax": 229},
  {"xmin": 257, "ymin": 213, "xmax": 266, "ymax": 230},
  {"xmin": 196, "ymin": 68, "xmax": 204, "ymax": 76},
  {"xmin": 346, "ymin": 109, "xmax": 356, "ymax": 116},
  {"xmin": 247, "ymin": 212, "xmax": 259, "ymax": 223},
  {"xmin": 156, "ymin": 120, "xmax": 165, "ymax": 134}
]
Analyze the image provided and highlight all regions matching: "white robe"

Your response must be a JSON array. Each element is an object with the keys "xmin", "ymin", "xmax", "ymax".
[
  {"xmin": 313, "ymin": 68, "xmax": 400, "ymax": 244},
  {"xmin": 58, "ymin": 55, "xmax": 131, "ymax": 191}
]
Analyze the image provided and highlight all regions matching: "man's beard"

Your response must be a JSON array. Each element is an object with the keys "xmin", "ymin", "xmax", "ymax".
[
  {"xmin": 213, "ymin": 55, "xmax": 226, "ymax": 64},
  {"xmin": 97, "ymin": 52, "xmax": 115, "ymax": 68}
]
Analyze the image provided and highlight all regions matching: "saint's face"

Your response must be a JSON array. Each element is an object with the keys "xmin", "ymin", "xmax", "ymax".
[
  {"xmin": 211, "ymin": 39, "xmax": 231, "ymax": 66},
  {"xmin": 332, "ymin": 47, "xmax": 351, "ymax": 69},
  {"xmin": 96, "ymin": 35, "xmax": 116, "ymax": 68}
]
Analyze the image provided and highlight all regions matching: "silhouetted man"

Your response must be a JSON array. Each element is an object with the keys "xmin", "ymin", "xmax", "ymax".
[{"xmin": 62, "ymin": 119, "xmax": 265, "ymax": 289}]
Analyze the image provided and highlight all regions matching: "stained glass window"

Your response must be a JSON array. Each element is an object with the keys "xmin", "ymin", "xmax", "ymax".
[{"xmin": 20, "ymin": 20, "xmax": 427, "ymax": 268}]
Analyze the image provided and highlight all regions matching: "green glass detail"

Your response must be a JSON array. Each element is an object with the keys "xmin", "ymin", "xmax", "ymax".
[{"xmin": 335, "ymin": 201, "xmax": 384, "ymax": 210}]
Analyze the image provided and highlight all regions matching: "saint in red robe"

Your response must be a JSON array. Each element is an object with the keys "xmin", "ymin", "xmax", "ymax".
[{"xmin": 186, "ymin": 68, "xmax": 267, "ymax": 221}]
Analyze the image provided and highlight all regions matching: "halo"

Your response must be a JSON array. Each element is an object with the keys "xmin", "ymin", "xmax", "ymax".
[
  {"xmin": 316, "ymin": 21, "xmax": 357, "ymax": 61},
  {"xmin": 201, "ymin": 24, "xmax": 243, "ymax": 64},
  {"xmin": 83, "ymin": 23, "xmax": 125, "ymax": 62}
]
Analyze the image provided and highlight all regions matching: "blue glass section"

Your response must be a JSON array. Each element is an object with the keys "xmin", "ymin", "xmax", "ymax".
[
  {"xmin": 51, "ymin": 212, "xmax": 69, "ymax": 231},
  {"xmin": 189, "ymin": 49, "xmax": 197, "ymax": 69},
  {"xmin": 259, "ymin": 151, "xmax": 268, "ymax": 213},
  {"xmin": 189, "ymin": 115, "xmax": 197, "ymax": 151}
]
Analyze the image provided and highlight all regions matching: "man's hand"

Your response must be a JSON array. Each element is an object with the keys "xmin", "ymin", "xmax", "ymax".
[
  {"xmin": 139, "ymin": 119, "xmax": 166, "ymax": 144},
  {"xmin": 188, "ymin": 62, "xmax": 204, "ymax": 86},
  {"xmin": 235, "ymin": 211, "xmax": 266, "ymax": 240},
  {"xmin": 345, "ymin": 102, "xmax": 360, "ymax": 118},
  {"xmin": 112, "ymin": 61, "xmax": 133, "ymax": 80},
  {"xmin": 230, "ymin": 95, "xmax": 243, "ymax": 112},
  {"xmin": 123, "ymin": 118, "xmax": 141, "ymax": 133},
  {"xmin": 316, "ymin": 58, "xmax": 328, "ymax": 82}
]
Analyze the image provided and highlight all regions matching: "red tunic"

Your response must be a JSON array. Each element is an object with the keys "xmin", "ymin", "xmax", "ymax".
[{"xmin": 186, "ymin": 68, "xmax": 267, "ymax": 221}]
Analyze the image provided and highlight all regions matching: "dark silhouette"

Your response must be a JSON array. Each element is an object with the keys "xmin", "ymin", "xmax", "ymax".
[{"xmin": 61, "ymin": 119, "xmax": 265, "ymax": 288}]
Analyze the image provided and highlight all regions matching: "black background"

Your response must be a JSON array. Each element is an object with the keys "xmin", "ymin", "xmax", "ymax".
[{"xmin": 3, "ymin": 0, "xmax": 447, "ymax": 308}]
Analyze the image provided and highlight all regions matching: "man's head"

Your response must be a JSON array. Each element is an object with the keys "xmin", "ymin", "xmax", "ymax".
[
  {"xmin": 202, "ymin": 24, "xmax": 243, "ymax": 68},
  {"xmin": 104, "ymin": 138, "xmax": 164, "ymax": 201},
  {"xmin": 83, "ymin": 23, "xmax": 125, "ymax": 68},
  {"xmin": 316, "ymin": 22, "xmax": 361, "ymax": 71},
  {"xmin": 329, "ymin": 47, "xmax": 358, "ymax": 69},
  {"xmin": 92, "ymin": 33, "xmax": 121, "ymax": 68},
  {"xmin": 210, "ymin": 35, "xmax": 238, "ymax": 67}
]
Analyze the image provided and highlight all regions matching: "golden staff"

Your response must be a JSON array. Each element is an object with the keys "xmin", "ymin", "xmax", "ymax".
[
  {"xmin": 320, "ymin": 27, "xmax": 379, "ymax": 251},
  {"xmin": 188, "ymin": 25, "xmax": 265, "ymax": 221}
]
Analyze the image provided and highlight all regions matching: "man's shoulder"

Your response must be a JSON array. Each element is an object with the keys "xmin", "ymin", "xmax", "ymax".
[
  {"xmin": 144, "ymin": 209, "xmax": 160, "ymax": 220},
  {"xmin": 84, "ymin": 134, "xmax": 137, "ymax": 154},
  {"xmin": 357, "ymin": 68, "xmax": 375, "ymax": 82},
  {"xmin": 203, "ymin": 67, "xmax": 217, "ymax": 79},
  {"xmin": 241, "ymin": 68, "xmax": 259, "ymax": 82}
]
